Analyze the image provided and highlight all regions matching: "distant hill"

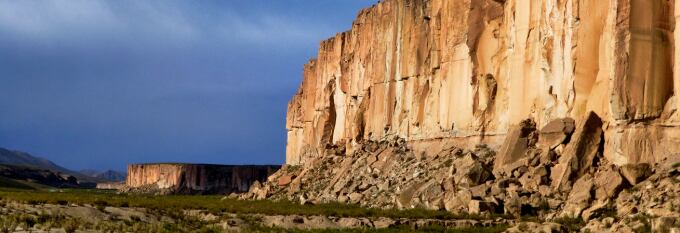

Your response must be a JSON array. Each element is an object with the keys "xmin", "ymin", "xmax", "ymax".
[
  {"xmin": 0, "ymin": 147, "xmax": 73, "ymax": 174},
  {"xmin": 0, "ymin": 147, "xmax": 102, "ymax": 184},
  {"xmin": 0, "ymin": 164, "xmax": 81, "ymax": 189},
  {"xmin": 79, "ymin": 169, "xmax": 126, "ymax": 182}
]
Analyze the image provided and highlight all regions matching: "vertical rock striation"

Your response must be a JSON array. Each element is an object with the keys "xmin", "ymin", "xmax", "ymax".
[
  {"xmin": 287, "ymin": 0, "xmax": 680, "ymax": 166},
  {"xmin": 126, "ymin": 164, "xmax": 280, "ymax": 194}
]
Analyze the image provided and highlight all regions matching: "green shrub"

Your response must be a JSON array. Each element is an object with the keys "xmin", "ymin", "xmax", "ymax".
[
  {"xmin": 26, "ymin": 199, "xmax": 45, "ymax": 205},
  {"xmin": 553, "ymin": 216, "xmax": 585, "ymax": 232},
  {"xmin": 0, "ymin": 216, "xmax": 18, "ymax": 233},
  {"xmin": 0, "ymin": 188, "xmax": 515, "ymax": 233},
  {"xmin": 631, "ymin": 214, "xmax": 652, "ymax": 233},
  {"xmin": 63, "ymin": 218, "xmax": 79, "ymax": 233},
  {"xmin": 130, "ymin": 215, "xmax": 141, "ymax": 222},
  {"xmin": 242, "ymin": 224, "xmax": 508, "ymax": 233},
  {"xmin": 19, "ymin": 214, "xmax": 36, "ymax": 229},
  {"xmin": 0, "ymin": 189, "xmax": 504, "ymax": 221}
]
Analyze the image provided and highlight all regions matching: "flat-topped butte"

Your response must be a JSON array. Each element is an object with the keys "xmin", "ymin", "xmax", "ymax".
[{"xmin": 125, "ymin": 163, "xmax": 280, "ymax": 194}]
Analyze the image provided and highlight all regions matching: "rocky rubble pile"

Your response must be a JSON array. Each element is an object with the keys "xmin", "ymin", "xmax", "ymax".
[
  {"xmin": 244, "ymin": 112, "xmax": 680, "ymax": 232},
  {"xmin": 245, "ymin": 138, "xmax": 497, "ymax": 210}
]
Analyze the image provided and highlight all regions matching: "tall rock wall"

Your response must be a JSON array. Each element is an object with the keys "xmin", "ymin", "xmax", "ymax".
[
  {"xmin": 126, "ymin": 164, "xmax": 280, "ymax": 194},
  {"xmin": 287, "ymin": 0, "xmax": 680, "ymax": 166}
]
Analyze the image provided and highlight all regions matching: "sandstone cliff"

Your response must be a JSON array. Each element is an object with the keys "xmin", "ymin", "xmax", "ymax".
[
  {"xmin": 286, "ymin": 0, "xmax": 680, "ymax": 167},
  {"xmin": 262, "ymin": 1, "xmax": 680, "ymax": 230},
  {"xmin": 126, "ymin": 164, "xmax": 280, "ymax": 194}
]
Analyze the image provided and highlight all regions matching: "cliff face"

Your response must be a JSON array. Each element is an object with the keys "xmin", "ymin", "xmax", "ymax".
[
  {"xmin": 287, "ymin": 0, "xmax": 680, "ymax": 166},
  {"xmin": 126, "ymin": 164, "xmax": 280, "ymax": 194}
]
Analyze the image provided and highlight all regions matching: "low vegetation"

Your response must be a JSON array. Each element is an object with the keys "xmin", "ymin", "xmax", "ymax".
[
  {"xmin": 0, "ymin": 188, "xmax": 510, "ymax": 232},
  {"xmin": 0, "ymin": 212, "xmax": 224, "ymax": 233},
  {"xmin": 242, "ymin": 225, "xmax": 509, "ymax": 233},
  {"xmin": 552, "ymin": 216, "xmax": 585, "ymax": 232},
  {"xmin": 0, "ymin": 188, "xmax": 496, "ymax": 221},
  {"xmin": 0, "ymin": 177, "xmax": 37, "ymax": 190}
]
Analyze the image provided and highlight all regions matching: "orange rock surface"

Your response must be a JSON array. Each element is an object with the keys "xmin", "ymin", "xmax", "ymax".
[{"xmin": 286, "ymin": 0, "xmax": 680, "ymax": 166}]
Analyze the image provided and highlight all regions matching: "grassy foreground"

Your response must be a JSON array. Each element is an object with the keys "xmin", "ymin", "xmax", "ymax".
[
  {"xmin": 245, "ymin": 225, "xmax": 509, "ymax": 233},
  {"xmin": 0, "ymin": 188, "xmax": 508, "ymax": 232},
  {"xmin": 0, "ymin": 188, "xmax": 497, "ymax": 220}
]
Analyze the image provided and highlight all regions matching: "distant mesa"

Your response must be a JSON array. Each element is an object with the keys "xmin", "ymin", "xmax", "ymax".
[{"xmin": 122, "ymin": 163, "xmax": 281, "ymax": 195}]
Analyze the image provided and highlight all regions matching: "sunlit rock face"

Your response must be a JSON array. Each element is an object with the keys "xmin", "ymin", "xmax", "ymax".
[
  {"xmin": 126, "ymin": 164, "xmax": 280, "ymax": 194},
  {"xmin": 286, "ymin": 0, "xmax": 680, "ymax": 166}
]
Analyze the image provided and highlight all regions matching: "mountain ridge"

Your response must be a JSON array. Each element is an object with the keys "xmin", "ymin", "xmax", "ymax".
[
  {"xmin": 0, "ymin": 147, "xmax": 104, "ymax": 183},
  {"xmin": 79, "ymin": 169, "xmax": 126, "ymax": 182}
]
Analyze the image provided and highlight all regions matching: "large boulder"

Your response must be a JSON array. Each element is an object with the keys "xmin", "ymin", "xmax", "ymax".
[
  {"xmin": 453, "ymin": 154, "xmax": 493, "ymax": 187},
  {"xmin": 619, "ymin": 163, "xmax": 652, "ymax": 185},
  {"xmin": 398, "ymin": 182, "xmax": 423, "ymax": 208},
  {"xmin": 444, "ymin": 190, "xmax": 472, "ymax": 213},
  {"xmin": 468, "ymin": 200, "xmax": 497, "ymax": 214},
  {"xmin": 518, "ymin": 166, "xmax": 549, "ymax": 191},
  {"xmin": 538, "ymin": 118, "xmax": 576, "ymax": 150},
  {"xmin": 503, "ymin": 194, "xmax": 522, "ymax": 217},
  {"xmin": 581, "ymin": 199, "xmax": 610, "ymax": 221},
  {"xmin": 493, "ymin": 119, "xmax": 537, "ymax": 176},
  {"xmin": 562, "ymin": 174, "xmax": 594, "ymax": 218},
  {"xmin": 278, "ymin": 175, "xmax": 294, "ymax": 186},
  {"xmin": 594, "ymin": 166, "xmax": 626, "ymax": 201},
  {"xmin": 551, "ymin": 112, "xmax": 603, "ymax": 191}
]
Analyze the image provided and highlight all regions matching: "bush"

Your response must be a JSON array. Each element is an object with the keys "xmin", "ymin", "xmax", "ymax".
[
  {"xmin": 242, "ymin": 224, "xmax": 509, "ymax": 233},
  {"xmin": 130, "ymin": 215, "xmax": 142, "ymax": 223},
  {"xmin": 553, "ymin": 216, "xmax": 585, "ymax": 232},
  {"xmin": 0, "ymin": 216, "xmax": 18, "ymax": 233},
  {"xmin": 63, "ymin": 219, "xmax": 79, "ymax": 233},
  {"xmin": 0, "ymin": 189, "xmax": 503, "ymax": 221},
  {"xmin": 26, "ymin": 199, "xmax": 45, "ymax": 205},
  {"xmin": 0, "ymin": 188, "xmax": 515, "ymax": 233},
  {"xmin": 19, "ymin": 214, "xmax": 36, "ymax": 230}
]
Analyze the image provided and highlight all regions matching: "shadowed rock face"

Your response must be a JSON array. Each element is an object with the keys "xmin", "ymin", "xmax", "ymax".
[
  {"xmin": 126, "ymin": 164, "xmax": 280, "ymax": 194},
  {"xmin": 286, "ymin": 0, "xmax": 680, "ymax": 167},
  {"xmin": 0, "ymin": 164, "xmax": 82, "ymax": 188}
]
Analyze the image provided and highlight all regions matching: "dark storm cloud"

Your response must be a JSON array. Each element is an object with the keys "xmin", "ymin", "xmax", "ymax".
[{"xmin": 0, "ymin": 0, "xmax": 375, "ymax": 170}]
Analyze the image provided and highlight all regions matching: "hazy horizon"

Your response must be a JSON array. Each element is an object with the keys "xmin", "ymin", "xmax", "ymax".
[{"xmin": 0, "ymin": 1, "xmax": 376, "ymax": 171}]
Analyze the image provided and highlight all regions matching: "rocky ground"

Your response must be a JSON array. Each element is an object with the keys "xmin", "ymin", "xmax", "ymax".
[{"xmin": 243, "ymin": 113, "xmax": 680, "ymax": 232}]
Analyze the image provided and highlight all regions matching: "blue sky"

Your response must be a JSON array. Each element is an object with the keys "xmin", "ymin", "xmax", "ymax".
[{"xmin": 0, "ymin": 0, "xmax": 376, "ymax": 171}]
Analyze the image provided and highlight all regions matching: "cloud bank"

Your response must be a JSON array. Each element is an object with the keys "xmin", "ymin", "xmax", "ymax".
[{"xmin": 0, "ymin": 0, "xmax": 374, "ymax": 170}]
